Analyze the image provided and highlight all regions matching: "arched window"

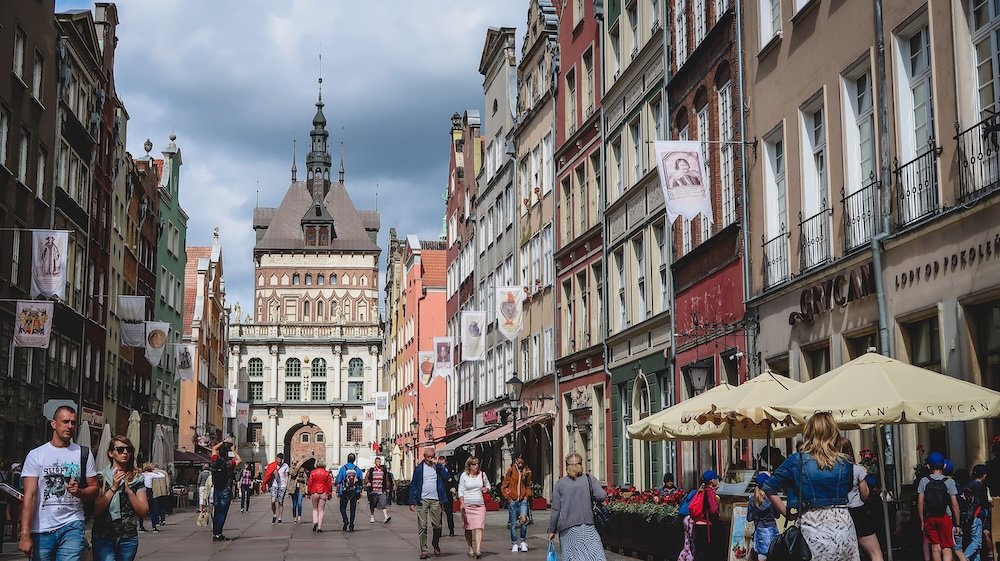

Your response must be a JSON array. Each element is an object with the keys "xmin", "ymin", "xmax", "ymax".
[
  {"xmin": 248, "ymin": 358, "xmax": 263, "ymax": 378},
  {"xmin": 311, "ymin": 358, "xmax": 327, "ymax": 377},
  {"xmin": 317, "ymin": 300, "xmax": 325, "ymax": 318},
  {"xmin": 330, "ymin": 274, "xmax": 337, "ymax": 285},
  {"xmin": 285, "ymin": 358, "xmax": 301, "ymax": 377},
  {"xmin": 344, "ymin": 300, "xmax": 352, "ymax": 321},
  {"xmin": 349, "ymin": 358, "xmax": 364, "ymax": 377},
  {"xmin": 315, "ymin": 432, "xmax": 325, "ymax": 443},
  {"xmin": 305, "ymin": 274, "xmax": 312, "ymax": 285},
  {"xmin": 361, "ymin": 276, "xmax": 368, "ymax": 286},
  {"xmin": 318, "ymin": 274, "xmax": 325, "ymax": 285},
  {"xmin": 303, "ymin": 300, "xmax": 311, "ymax": 317},
  {"xmin": 358, "ymin": 301, "xmax": 368, "ymax": 322},
  {"xmin": 292, "ymin": 273, "xmax": 300, "ymax": 286},
  {"xmin": 301, "ymin": 433, "xmax": 310, "ymax": 443}
]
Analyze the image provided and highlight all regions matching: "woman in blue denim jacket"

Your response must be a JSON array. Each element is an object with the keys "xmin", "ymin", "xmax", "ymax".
[
  {"xmin": 762, "ymin": 412, "xmax": 860, "ymax": 561},
  {"xmin": 748, "ymin": 473, "xmax": 780, "ymax": 560}
]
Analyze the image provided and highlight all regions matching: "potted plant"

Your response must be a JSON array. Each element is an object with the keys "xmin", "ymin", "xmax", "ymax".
[
  {"xmin": 530, "ymin": 483, "xmax": 547, "ymax": 509},
  {"xmin": 597, "ymin": 485, "xmax": 687, "ymax": 561},
  {"xmin": 483, "ymin": 486, "xmax": 502, "ymax": 511}
]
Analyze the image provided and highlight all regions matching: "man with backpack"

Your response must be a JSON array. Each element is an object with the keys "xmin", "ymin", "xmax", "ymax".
[
  {"xmin": 500, "ymin": 455, "xmax": 533, "ymax": 553},
  {"xmin": 19, "ymin": 405, "xmax": 99, "ymax": 561},
  {"xmin": 262, "ymin": 452, "xmax": 288, "ymax": 524},
  {"xmin": 919, "ymin": 451, "xmax": 962, "ymax": 561},
  {"xmin": 689, "ymin": 470, "xmax": 721, "ymax": 561},
  {"xmin": 208, "ymin": 438, "xmax": 241, "ymax": 541},
  {"xmin": 336, "ymin": 453, "xmax": 363, "ymax": 532}
]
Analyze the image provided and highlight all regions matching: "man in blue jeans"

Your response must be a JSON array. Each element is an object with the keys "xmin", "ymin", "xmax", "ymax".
[
  {"xmin": 336, "ymin": 453, "xmax": 364, "ymax": 532},
  {"xmin": 209, "ymin": 439, "xmax": 242, "ymax": 541},
  {"xmin": 19, "ymin": 405, "xmax": 100, "ymax": 561},
  {"xmin": 500, "ymin": 456, "xmax": 534, "ymax": 553}
]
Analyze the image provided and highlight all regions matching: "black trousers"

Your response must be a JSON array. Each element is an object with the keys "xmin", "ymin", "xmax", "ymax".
[
  {"xmin": 443, "ymin": 504, "xmax": 455, "ymax": 534},
  {"xmin": 694, "ymin": 524, "xmax": 711, "ymax": 561}
]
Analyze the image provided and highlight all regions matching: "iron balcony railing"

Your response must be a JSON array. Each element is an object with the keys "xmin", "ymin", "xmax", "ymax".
[
  {"xmin": 893, "ymin": 139, "xmax": 941, "ymax": 227},
  {"xmin": 762, "ymin": 228, "xmax": 790, "ymax": 288},
  {"xmin": 799, "ymin": 201, "xmax": 831, "ymax": 271},
  {"xmin": 841, "ymin": 174, "xmax": 879, "ymax": 253},
  {"xmin": 956, "ymin": 113, "xmax": 1000, "ymax": 202}
]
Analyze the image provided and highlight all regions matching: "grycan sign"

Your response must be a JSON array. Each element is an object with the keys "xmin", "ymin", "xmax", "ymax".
[{"xmin": 788, "ymin": 262, "xmax": 876, "ymax": 326}]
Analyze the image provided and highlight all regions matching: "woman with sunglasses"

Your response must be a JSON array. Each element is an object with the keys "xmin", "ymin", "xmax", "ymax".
[
  {"xmin": 92, "ymin": 437, "xmax": 149, "ymax": 561},
  {"xmin": 458, "ymin": 457, "xmax": 491, "ymax": 559}
]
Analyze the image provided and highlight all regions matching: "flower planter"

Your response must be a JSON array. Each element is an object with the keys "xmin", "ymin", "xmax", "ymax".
[
  {"xmin": 530, "ymin": 497, "xmax": 547, "ymax": 510},
  {"xmin": 598, "ymin": 513, "xmax": 685, "ymax": 561}
]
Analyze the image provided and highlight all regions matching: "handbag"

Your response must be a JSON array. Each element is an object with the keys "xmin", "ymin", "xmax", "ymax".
[
  {"xmin": 767, "ymin": 452, "xmax": 812, "ymax": 561},
  {"xmin": 546, "ymin": 541, "xmax": 560, "ymax": 561},
  {"xmin": 196, "ymin": 510, "xmax": 210, "ymax": 527},
  {"xmin": 586, "ymin": 474, "xmax": 611, "ymax": 527}
]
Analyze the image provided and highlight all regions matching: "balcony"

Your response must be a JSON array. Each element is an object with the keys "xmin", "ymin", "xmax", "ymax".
[
  {"xmin": 230, "ymin": 322, "xmax": 381, "ymax": 340},
  {"xmin": 893, "ymin": 139, "xmax": 941, "ymax": 228},
  {"xmin": 762, "ymin": 229, "xmax": 790, "ymax": 288},
  {"xmin": 841, "ymin": 175, "xmax": 879, "ymax": 253},
  {"xmin": 956, "ymin": 113, "xmax": 1000, "ymax": 202},
  {"xmin": 799, "ymin": 201, "xmax": 831, "ymax": 271}
]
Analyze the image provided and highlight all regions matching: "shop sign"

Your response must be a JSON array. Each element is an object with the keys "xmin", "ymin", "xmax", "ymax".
[
  {"xmin": 82, "ymin": 407, "xmax": 104, "ymax": 427},
  {"xmin": 893, "ymin": 232, "xmax": 1000, "ymax": 291},
  {"xmin": 483, "ymin": 408, "xmax": 499, "ymax": 424},
  {"xmin": 788, "ymin": 262, "xmax": 876, "ymax": 325}
]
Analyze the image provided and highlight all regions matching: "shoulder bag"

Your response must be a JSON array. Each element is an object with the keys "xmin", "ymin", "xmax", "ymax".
[
  {"xmin": 586, "ymin": 474, "xmax": 611, "ymax": 527},
  {"xmin": 767, "ymin": 452, "xmax": 812, "ymax": 561}
]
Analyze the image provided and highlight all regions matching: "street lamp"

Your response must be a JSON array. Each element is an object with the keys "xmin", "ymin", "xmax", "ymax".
[
  {"xmin": 506, "ymin": 374, "xmax": 524, "ymax": 461},
  {"xmin": 410, "ymin": 419, "xmax": 419, "ymax": 462},
  {"xmin": 423, "ymin": 421, "xmax": 434, "ymax": 442},
  {"xmin": 683, "ymin": 362, "xmax": 712, "ymax": 396}
]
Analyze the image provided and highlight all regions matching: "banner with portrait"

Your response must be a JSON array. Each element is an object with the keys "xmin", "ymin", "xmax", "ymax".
[
  {"xmin": 175, "ymin": 344, "xmax": 195, "ymax": 381},
  {"xmin": 30, "ymin": 230, "xmax": 69, "ymax": 299},
  {"xmin": 118, "ymin": 296, "xmax": 147, "ymax": 347},
  {"xmin": 374, "ymin": 391, "xmax": 390, "ymax": 420},
  {"xmin": 13, "ymin": 300, "xmax": 54, "ymax": 348},
  {"xmin": 144, "ymin": 322, "xmax": 170, "ymax": 366},
  {"xmin": 495, "ymin": 286, "xmax": 525, "ymax": 341},
  {"xmin": 654, "ymin": 140, "xmax": 713, "ymax": 224},
  {"xmin": 223, "ymin": 389, "xmax": 238, "ymax": 418},
  {"xmin": 418, "ymin": 351, "xmax": 435, "ymax": 387},
  {"xmin": 460, "ymin": 311, "xmax": 486, "ymax": 361},
  {"xmin": 433, "ymin": 337, "xmax": 454, "ymax": 379}
]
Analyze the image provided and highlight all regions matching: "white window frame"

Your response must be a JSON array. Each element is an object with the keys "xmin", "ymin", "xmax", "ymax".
[
  {"xmin": 799, "ymin": 101, "xmax": 828, "ymax": 217},
  {"xmin": 694, "ymin": 0, "xmax": 707, "ymax": 45},
  {"xmin": 759, "ymin": 0, "xmax": 781, "ymax": 48},
  {"xmin": 893, "ymin": 23, "xmax": 934, "ymax": 162},
  {"xmin": 13, "ymin": 27, "xmax": 26, "ymax": 79},
  {"xmin": 675, "ymin": 0, "xmax": 689, "ymax": 64},
  {"xmin": 841, "ymin": 67, "xmax": 876, "ymax": 194},
  {"xmin": 634, "ymin": 235, "xmax": 646, "ymax": 320},
  {"xmin": 717, "ymin": 83, "xmax": 736, "ymax": 225}
]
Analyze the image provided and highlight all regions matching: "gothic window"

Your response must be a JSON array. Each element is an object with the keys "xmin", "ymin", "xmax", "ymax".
[
  {"xmin": 248, "ymin": 358, "xmax": 263, "ymax": 378},
  {"xmin": 317, "ymin": 300, "xmax": 325, "ymax": 318},
  {"xmin": 330, "ymin": 274, "xmax": 337, "ymax": 285},
  {"xmin": 344, "ymin": 300, "xmax": 352, "ymax": 321},
  {"xmin": 303, "ymin": 300, "xmax": 311, "ymax": 317},
  {"xmin": 305, "ymin": 274, "xmax": 312, "ymax": 285},
  {"xmin": 285, "ymin": 358, "xmax": 301, "ymax": 377},
  {"xmin": 317, "ymin": 274, "xmax": 325, "ymax": 285},
  {"xmin": 292, "ymin": 273, "xmax": 300, "ymax": 286},
  {"xmin": 349, "ymin": 358, "xmax": 364, "ymax": 377}
]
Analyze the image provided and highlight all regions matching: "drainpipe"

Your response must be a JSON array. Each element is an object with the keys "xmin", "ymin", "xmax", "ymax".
[
  {"xmin": 550, "ymin": 43, "xmax": 561, "ymax": 485},
  {"xmin": 734, "ymin": 0, "xmax": 755, "ymax": 378}
]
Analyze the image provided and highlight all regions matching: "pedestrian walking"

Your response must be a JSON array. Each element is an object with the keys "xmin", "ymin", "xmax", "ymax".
[
  {"xmin": 438, "ymin": 456, "xmax": 457, "ymax": 536},
  {"xmin": 501, "ymin": 455, "xmax": 533, "ymax": 553},
  {"xmin": 208, "ymin": 439, "xmax": 241, "ymax": 541},
  {"xmin": 336, "ymin": 453, "xmax": 363, "ymax": 532},
  {"xmin": 919, "ymin": 451, "xmax": 962, "ymax": 561},
  {"xmin": 289, "ymin": 460, "xmax": 306, "ymax": 524},
  {"xmin": 458, "ymin": 457, "xmax": 490, "ymax": 559},
  {"xmin": 138, "ymin": 464, "xmax": 165, "ymax": 532},
  {"xmin": 238, "ymin": 465, "xmax": 253, "ymax": 513},
  {"xmin": 364, "ymin": 456, "xmax": 393, "ymax": 523},
  {"xmin": 547, "ymin": 453, "xmax": 608, "ymax": 561},
  {"xmin": 19, "ymin": 405, "xmax": 100, "ymax": 561},
  {"xmin": 92, "ymin": 436, "xmax": 149, "ymax": 561},
  {"xmin": 762, "ymin": 411, "xmax": 860, "ymax": 561},
  {"xmin": 689, "ymin": 470, "xmax": 721, "ymax": 561},
  {"xmin": 197, "ymin": 464, "xmax": 211, "ymax": 511},
  {"xmin": 748, "ymin": 473, "xmax": 780, "ymax": 561},
  {"xmin": 841, "ymin": 439, "xmax": 881, "ymax": 561},
  {"xmin": 409, "ymin": 447, "xmax": 452, "ymax": 559},
  {"xmin": 307, "ymin": 459, "xmax": 333, "ymax": 532},
  {"xmin": 263, "ymin": 453, "xmax": 288, "ymax": 524},
  {"xmin": 150, "ymin": 464, "xmax": 170, "ymax": 524}
]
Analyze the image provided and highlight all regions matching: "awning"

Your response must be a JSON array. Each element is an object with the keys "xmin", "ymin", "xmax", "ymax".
[
  {"xmin": 437, "ymin": 427, "xmax": 492, "ymax": 457},
  {"xmin": 467, "ymin": 414, "xmax": 554, "ymax": 447},
  {"xmin": 174, "ymin": 450, "xmax": 212, "ymax": 466}
]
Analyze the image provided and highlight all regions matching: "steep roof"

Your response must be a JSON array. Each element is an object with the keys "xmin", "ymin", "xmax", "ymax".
[
  {"xmin": 254, "ymin": 180, "xmax": 380, "ymax": 253},
  {"xmin": 182, "ymin": 246, "xmax": 212, "ymax": 336}
]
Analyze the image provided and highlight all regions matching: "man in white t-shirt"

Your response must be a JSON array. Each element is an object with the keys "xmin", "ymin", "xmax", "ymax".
[
  {"xmin": 19, "ymin": 405, "xmax": 99, "ymax": 561},
  {"xmin": 269, "ymin": 453, "xmax": 289, "ymax": 524}
]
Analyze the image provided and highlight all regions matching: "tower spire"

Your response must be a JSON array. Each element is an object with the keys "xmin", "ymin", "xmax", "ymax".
[
  {"xmin": 306, "ymin": 64, "xmax": 331, "ymax": 186},
  {"xmin": 291, "ymin": 139, "xmax": 297, "ymax": 181},
  {"xmin": 339, "ymin": 128, "xmax": 345, "ymax": 183}
]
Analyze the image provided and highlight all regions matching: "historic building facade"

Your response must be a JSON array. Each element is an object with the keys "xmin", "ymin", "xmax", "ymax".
[{"xmin": 230, "ymin": 87, "xmax": 382, "ymax": 470}]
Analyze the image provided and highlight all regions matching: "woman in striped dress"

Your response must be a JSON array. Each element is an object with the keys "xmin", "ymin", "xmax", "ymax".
[{"xmin": 548, "ymin": 453, "xmax": 608, "ymax": 561}]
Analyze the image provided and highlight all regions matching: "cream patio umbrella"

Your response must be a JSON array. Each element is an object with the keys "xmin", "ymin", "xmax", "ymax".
[
  {"xmin": 76, "ymin": 419, "xmax": 92, "ymax": 450},
  {"xmin": 627, "ymin": 382, "xmax": 738, "ymax": 441},
  {"xmin": 126, "ymin": 410, "xmax": 142, "ymax": 457},
  {"xmin": 151, "ymin": 425, "xmax": 167, "ymax": 468},
  {"xmin": 682, "ymin": 371, "xmax": 802, "ymax": 431},
  {"xmin": 95, "ymin": 423, "xmax": 113, "ymax": 474}
]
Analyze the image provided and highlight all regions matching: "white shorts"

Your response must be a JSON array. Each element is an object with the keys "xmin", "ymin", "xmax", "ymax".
[{"xmin": 270, "ymin": 485, "xmax": 287, "ymax": 504}]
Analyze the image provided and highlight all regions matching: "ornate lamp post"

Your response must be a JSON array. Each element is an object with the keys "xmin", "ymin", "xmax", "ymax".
[{"xmin": 505, "ymin": 374, "xmax": 524, "ymax": 461}]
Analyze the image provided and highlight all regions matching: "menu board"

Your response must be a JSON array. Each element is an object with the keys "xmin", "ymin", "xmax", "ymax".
[{"xmin": 728, "ymin": 503, "xmax": 751, "ymax": 561}]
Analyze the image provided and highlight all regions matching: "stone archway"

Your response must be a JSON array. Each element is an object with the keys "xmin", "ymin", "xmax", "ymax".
[{"xmin": 283, "ymin": 423, "xmax": 327, "ymax": 468}]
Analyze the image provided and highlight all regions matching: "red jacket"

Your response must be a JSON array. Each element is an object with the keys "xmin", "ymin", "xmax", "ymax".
[{"xmin": 307, "ymin": 467, "xmax": 333, "ymax": 495}]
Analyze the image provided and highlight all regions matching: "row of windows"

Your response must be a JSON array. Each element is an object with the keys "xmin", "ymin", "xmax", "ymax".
[
  {"xmin": 518, "ymin": 133, "xmax": 554, "ymax": 212},
  {"xmin": 519, "ymin": 225, "xmax": 554, "ymax": 291},
  {"xmin": 258, "ymin": 296, "xmax": 371, "ymax": 323},
  {"xmin": 246, "ymin": 380, "xmax": 365, "ymax": 402},
  {"xmin": 256, "ymin": 272, "xmax": 364, "ymax": 287},
  {"xmin": 611, "ymin": 222, "xmax": 670, "ymax": 332},
  {"xmin": 560, "ymin": 262, "xmax": 604, "ymax": 354},
  {"xmin": 607, "ymin": 0, "xmax": 662, "ymax": 83},
  {"xmin": 246, "ymin": 356, "xmax": 365, "ymax": 377},
  {"xmin": 519, "ymin": 328, "xmax": 555, "ymax": 381},
  {"xmin": 559, "ymin": 152, "xmax": 603, "ymax": 246},
  {"xmin": 0, "ymin": 109, "xmax": 47, "ymax": 197}
]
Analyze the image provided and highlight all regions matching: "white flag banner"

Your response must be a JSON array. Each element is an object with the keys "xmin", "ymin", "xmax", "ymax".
[
  {"xmin": 118, "ymin": 296, "xmax": 146, "ymax": 347},
  {"xmin": 374, "ymin": 391, "xmax": 389, "ymax": 420},
  {"xmin": 418, "ymin": 351, "xmax": 435, "ymax": 387},
  {"xmin": 496, "ymin": 286, "xmax": 525, "ymax": 341},
  {"xmin": 144, "ymin": 322, "xmax": 170, "ymax": 366},
  {"xmin": 460, "ymin": 311, "xmax": 486, "ymax": 361},
  {"xmin": 13, "ymin": 300, "xmax": 54, "ymax": 348},
  {"xmin": 363, "ymin": 405, "xmax": 376, "ymax": 430},
  {"xmin": 223, "ymin": 389, "xmax": 238, "ymax": 418},
  {"xmin": 654, "ymin": 140, "xmax": 713, "ymax": 224},
  {"xmin": 31, "ymin": 230, "xmax": 69, "ymax": 299},
  {"xmin": 433, "ymin": 337, "xmax": 454, "ymax": 379},
  {"xmin": 235, "ymin": 402, "xmax": 250, "ymax": 428},
  {"xmin": 175, "ymin": 344, "xmax": 195, "ymax": 381}
]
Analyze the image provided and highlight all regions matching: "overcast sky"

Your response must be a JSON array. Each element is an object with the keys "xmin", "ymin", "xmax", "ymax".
[{"xmin": 56, "ymin": 0, "xmax": 527, "ymax": 316}]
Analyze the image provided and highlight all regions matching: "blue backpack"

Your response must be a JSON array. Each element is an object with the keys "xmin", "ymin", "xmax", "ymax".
[{"xmin": 678, "ymin": 489, "xmax": 698, "ymax": 517}]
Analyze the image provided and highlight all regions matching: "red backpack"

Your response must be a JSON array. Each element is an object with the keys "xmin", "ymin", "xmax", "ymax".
[{"xmin": 688, "ymin": 487, "xmax": 714, "ymax": 523}]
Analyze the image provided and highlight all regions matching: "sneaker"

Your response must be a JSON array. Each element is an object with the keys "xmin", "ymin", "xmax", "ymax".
[
  {"xmin": 370, "ymin": 515, "xmax": 375, "ymax": 523},
  {"xmin": 277, "ymin": 518, "xmax": 282, "ymax": 524},
  {"xmin": 343, "ymin": 522, "xmax": 349, "ymax": 531},
  {"xmin": 312, "ymin": 523, "xmax": 317, "ymax": 532},
  {"xmin": 519, "ymin": 542, "xmax": 528, "ymax": 552},
  {"xmin": 272, "ymin": 516, "xmax": 277, "ymax": 524},
  {"xmin": 152, "ymin": 529, "xmax": 159, "ymax": 533},
  {"xmin": 384, "ymin": 516, "xmax": 392, "ymax": 523},
  {"xmin": 215, "ymin": 534, "xmax": 231, "ymax": 541},
  {"xmin": 349, "ymin": 526, "xmax": 355, "ymax": 532},
  {"xmin": 512, "ymin": 544, "xmax": 519, "ymax": 553}
]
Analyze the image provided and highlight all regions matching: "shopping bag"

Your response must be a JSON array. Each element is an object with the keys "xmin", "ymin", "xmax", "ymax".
[{"xmin": 546, "ymin": 542, "xmax": 559, "ymax": 561}]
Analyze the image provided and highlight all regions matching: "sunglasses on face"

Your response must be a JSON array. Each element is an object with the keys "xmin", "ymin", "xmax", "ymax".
[{"xmin": 113, "ymin": 446, "xmax": 130, "ymax": 453}]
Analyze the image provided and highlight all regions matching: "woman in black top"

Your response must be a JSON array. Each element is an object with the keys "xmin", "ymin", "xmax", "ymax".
[{"xmin": 92, "ymin": 437, "xmax": 149, "ymax": 561}]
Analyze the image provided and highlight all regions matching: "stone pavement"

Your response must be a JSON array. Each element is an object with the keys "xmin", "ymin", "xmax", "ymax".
[{"xmin": 3, "ymin": 497, "xmax": 628, "ymax": 561}]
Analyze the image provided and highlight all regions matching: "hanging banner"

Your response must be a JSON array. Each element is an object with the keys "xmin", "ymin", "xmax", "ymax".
[
  {"xmin": 235, "ymin": 402, "xmax": 250, "ymax": 428},
  {"xmin": 144, "ymin": 322, "xmax": 169, "ymax": 366},
  {"xmin": 460, "ymin": 311, "xmax": 486, "ymax": 361},
  {"xmin": 174, "ymin": 344, "xmax": 195, "ymax": 381},
  {"xmin": 363, "ymin": 405, "xmax": 376, "ymax": 430},
  {"xmin": 13, "ymin": 300, "xmax": 54, "ymax": 348},
  {"xmin": 31, "ymin": 230, "xmax": 69, "ymax": 299},
  {"xmin": 654, "ymin": 140, "xmax": 713, "ymax": 224},
  {"xmin": 118, "ymin": 296, "xmax": 146, "ymax": 347},
  {"xmin": 374, "ymin": 391, "xmax": 390, "ymax": 421},
  {"xmin": 223, "ymin": 389, "xmax": 238, "ymax": 418},
  {"xmin": 433, "ymin": 337, "xmax": 454, "ymax": 379},
  {"xmin": 496, "ymin": 286, "xmax": 526, "ymax": 341},
  {"xmin": 418, "ymin": 351, "xmax": 435, "ymax": 387}
]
